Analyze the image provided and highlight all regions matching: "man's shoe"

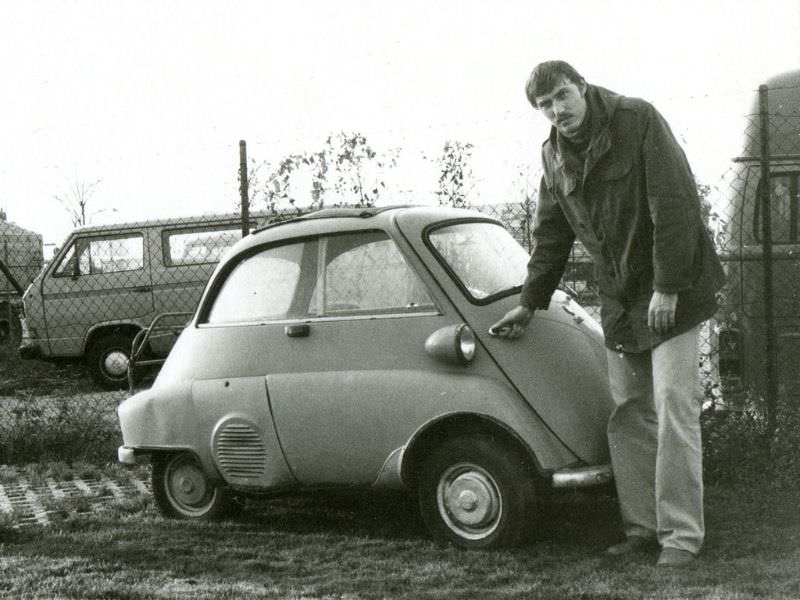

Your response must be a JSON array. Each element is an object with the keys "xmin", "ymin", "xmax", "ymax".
[
  {"xmin": 657, "ymin": 548, "xmax": 696, "ymax": 567},
  {"xmin": 604, "ymin": 535, "xmax": 656, "ymax": 556}
]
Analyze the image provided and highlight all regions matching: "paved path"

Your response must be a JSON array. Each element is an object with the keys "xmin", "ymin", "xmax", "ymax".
[{"xmin": 0, "ymin": 466, "xmax": 150, "ymax": 528}]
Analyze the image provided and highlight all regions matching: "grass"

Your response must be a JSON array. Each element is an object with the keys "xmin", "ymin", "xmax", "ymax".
[
  {"xmin": 0, "ymin": 476, "xmax": 798, "ymax": 599},
  {"xmin": 2, "ymin": 334, "xmax": 800, "ymax": 598},
  {"xmin": 0, "ymin": 341, "xmax": 96, "ymax": 398}
]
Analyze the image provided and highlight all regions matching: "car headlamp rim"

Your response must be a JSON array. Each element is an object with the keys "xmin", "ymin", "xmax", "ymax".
[{"xmin": 456, "ymin": 324, "xmax": 477, "ymax": 363}]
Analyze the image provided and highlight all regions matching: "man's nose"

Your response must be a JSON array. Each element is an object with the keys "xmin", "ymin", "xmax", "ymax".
[{"xmin": 552, "ymin": 101, "xmax": 566, "ymax": 118}]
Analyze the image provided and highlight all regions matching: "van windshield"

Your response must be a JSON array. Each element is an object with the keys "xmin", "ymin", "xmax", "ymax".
[{"xmin": 427, "ymin": 222, "xmax": 529, "ymax": 301}]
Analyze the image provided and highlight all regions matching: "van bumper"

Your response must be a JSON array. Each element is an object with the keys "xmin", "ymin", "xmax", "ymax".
[
  {"xmin": 17, "ymin": 315, "xmax": 42, "ymax": 359},
  {"xmin": 18, "ymin": 339, "xmax": 41, "ymax": 359}
]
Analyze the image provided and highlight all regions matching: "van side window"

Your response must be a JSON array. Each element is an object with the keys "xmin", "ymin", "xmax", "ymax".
[
  {"xmin": 53, "ymin": 234, "xmax": 144, "ymax": 277},
  {"xmin": 164, "ymin": 227, "xmax": 241, "ymax": 266},
  {"xmin": 754, "ymin": 173, "xmax": 799, "ymax": 244}
]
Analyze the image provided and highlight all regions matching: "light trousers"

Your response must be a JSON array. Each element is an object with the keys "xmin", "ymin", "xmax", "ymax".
[{"xmin": 606, "ymin": 325, "xmax": 704, "ymax": 554}]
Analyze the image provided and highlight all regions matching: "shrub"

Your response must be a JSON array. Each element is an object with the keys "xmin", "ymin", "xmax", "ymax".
[{"xmin": 0, "ymin": 394, "xmax": 121, "ymax": 464}]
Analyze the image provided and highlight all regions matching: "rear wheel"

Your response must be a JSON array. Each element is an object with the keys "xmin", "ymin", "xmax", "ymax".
[
  {"xmin": 417, "ymin": 434, "xmax": 539, "ymax": 549},
  {"xmin": 152, "ymin": 453, "xmax": 244, "ymax": 520},
  {"xmin": 86, "ymin": 332, "xmax": 134, "ymax": 390}
]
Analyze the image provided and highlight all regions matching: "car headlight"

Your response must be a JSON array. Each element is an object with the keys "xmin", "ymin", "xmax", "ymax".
[{"xmin": 425, "ymin": 323, "xmax": 477, "ymax": 366}]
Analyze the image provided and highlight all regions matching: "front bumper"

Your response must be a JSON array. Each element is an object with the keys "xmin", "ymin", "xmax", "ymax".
[{"xmin": 551, "ymin": 464, "xmax": 613, "ymax": 488}]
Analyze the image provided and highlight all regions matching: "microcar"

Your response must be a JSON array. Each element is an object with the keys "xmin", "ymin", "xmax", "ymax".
[{"xmin": 117, "ymin": 205, "xmax": 613, "ymax": 549}]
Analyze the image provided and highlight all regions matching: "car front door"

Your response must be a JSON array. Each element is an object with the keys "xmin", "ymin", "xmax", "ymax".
[{"xmin": 395, "ymin": 215, "xmax": 612, "ymax": 465}]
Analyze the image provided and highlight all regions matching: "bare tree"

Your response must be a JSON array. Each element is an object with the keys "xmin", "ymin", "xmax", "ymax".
[{"xmin": 54, "ymin": 178, "xmax": 113, "ymax": 227}]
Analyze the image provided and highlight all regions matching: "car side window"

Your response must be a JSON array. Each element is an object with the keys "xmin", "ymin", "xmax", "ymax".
[
  {"xmin": 205, "ymin": 241, "xmax": 306, "ymax": 324},
  {"xmin": 204, "ymin": 232, "xmax": 434, "ymax": 325},
  {"xmin": 309, "ymin": 232, "xmax": 435, "ymax": 315},
  {"xmin": 53, "ymin": 234, "xmax": 144, "ymax": 277}
]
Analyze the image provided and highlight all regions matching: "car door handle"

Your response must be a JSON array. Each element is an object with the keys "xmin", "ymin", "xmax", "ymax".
[
  {"xmin": 285, "ymin": 324, "xmax": 310, "ymax": 338},
  {"xmin": 132, "ymin": 286, "xmax": 152, "ymax": 293}
]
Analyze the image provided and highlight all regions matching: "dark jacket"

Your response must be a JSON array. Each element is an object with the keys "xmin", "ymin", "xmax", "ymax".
[{"xmin": 520, "ymin": 84, "xmax": 725, "ymax": 352}]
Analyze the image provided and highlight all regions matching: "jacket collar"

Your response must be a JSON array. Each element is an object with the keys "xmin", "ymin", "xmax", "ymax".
[{"xmin": 546, "ymin": 85, "xmax": 622, "ymax": 194}]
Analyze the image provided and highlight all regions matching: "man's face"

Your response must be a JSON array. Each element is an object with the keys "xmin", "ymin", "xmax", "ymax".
[{"xmin": 534, "ymin": 78, "xmax": 588, "ymax": 138}]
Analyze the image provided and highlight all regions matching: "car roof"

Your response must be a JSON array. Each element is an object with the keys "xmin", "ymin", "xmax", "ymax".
[
  {"xmin": 221, "ymin": 205, "xmax": 498, "ymax": 260},
  {"xmin": 251, "ymin": 204, "xmax": 493, "ymax": 239}
]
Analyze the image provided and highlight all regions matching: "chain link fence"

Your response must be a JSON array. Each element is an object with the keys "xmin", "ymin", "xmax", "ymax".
[{"xmin": 1, "ymin": 79, "xmax": 799, "ymax": 468}]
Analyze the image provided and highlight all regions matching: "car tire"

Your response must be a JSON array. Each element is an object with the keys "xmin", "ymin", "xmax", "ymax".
[
  {"xmin": 152, "ymin": 453, "xmax": 245, "ymax": 520},
  {"xmin": 417, "ymin": 434, "xmax": 539, "ymax": 549},
  {"xmin": 86, "ymin": 332, "xmax": 136, "ymax": 390}
]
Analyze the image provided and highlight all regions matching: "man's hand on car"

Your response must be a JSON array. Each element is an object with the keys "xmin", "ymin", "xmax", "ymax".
[{"xmin": 489, "ymin": 305, "xmax": 534, "ymax": 339}]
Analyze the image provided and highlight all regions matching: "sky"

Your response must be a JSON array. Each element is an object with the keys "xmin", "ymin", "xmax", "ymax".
[{"xmin": 1, "ymin": 0, "xmax": 799, "ymax": 251}]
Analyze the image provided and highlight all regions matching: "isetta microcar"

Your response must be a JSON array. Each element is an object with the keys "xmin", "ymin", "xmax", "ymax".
[{"xmin": 118, "ymin": 206, "xmax": 613, "ymax": 549}]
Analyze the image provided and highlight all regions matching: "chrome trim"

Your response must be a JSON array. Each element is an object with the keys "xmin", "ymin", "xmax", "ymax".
[
  {"xmin": 198, "ymin": 310, "xmax": 441, "ymax": 329},
  {"xmin": 118, "ymin": 446, "xmax": 139, "ymax": 465},
  {"xmin": 551, "ymin": 464, "xmax": 613, "ymax": 488},
  {"xmin": 372, "ymin": 446, "xmax": 406, "ymax": 489}
]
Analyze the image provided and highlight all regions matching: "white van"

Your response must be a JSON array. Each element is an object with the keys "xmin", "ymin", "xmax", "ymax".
[{"xmin": 19, "ymin": 212, "xmax": 262, "ymax": 389}]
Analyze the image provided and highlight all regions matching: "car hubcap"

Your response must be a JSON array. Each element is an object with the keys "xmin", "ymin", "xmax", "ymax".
[
  {"xmin": 167, "ymin": 457, "xmax": 214, "ymax": 513},
  {"xmin": 437, "ymin": 463, "xmax": 502, "ymax": 540},
  {"xmin": 103, "ymin": 350, "xmax": 129, "ymax": 378}
]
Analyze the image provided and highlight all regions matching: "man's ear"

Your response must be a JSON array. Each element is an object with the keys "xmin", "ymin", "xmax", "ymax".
[{"xmin": 578, "ymin": 79, "xmax": 588, "ymax": 96}]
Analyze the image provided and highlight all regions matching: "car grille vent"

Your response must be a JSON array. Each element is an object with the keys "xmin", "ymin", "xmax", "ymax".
[{"xmin": 214, "ymin": 421, "xmax": 267, "ymax": 480}]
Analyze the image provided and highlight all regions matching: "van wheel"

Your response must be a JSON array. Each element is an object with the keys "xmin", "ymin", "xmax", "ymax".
[
  {"xmin": 417, "ymin": 434, "xmax": 539, "ymax": 549},
  {"xmin": 152, "ymin": 453, "xmax": 245, "ymax": 520},
  {"xmin": 87, "ymin": 333, "xmax": 135, "ymax": 390}
]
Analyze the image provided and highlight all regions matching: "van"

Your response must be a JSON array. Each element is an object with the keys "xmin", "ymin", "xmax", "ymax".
[
  {"xmin": 19, "ymin": 212, "xmax": 261, "ymax": 389},
  {"xmin": 717, "ymin": 69, "xmax": 800, "ymax": 399}
]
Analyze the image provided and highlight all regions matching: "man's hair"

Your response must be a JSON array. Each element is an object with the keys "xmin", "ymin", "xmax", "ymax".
[{"xmin": 525, "ymin": 60, "xmax": 586, "ymax": 108}]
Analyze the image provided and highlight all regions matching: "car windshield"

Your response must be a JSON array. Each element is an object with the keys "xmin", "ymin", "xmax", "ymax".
[{"xmin": 428, "ymin": 221, "xmax": 530, "ymax": 301}]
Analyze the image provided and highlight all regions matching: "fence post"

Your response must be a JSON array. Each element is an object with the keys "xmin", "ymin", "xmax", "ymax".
[
  {"xmin": 758, "ymin": 84, "xmax": 779, "ymax": 452},
  {"xmin": 239, "ymin": 140, "xmax": 250, "ymax": 236}
]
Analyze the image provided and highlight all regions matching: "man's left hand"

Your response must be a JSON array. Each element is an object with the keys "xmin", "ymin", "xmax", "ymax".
[{"xmin": 648, "ymin": 291, "xmax": 678, "ymax": 334}]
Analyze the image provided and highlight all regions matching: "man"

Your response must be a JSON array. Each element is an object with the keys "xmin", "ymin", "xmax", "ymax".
[{"xmin": 490, "ymin": 61, "xmax": 725, "ymax": 567}]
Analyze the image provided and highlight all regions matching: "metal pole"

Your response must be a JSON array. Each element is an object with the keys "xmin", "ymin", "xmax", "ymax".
[
  {"xmin": 239, "ymin": 140, "xmax": 250, "ymax": 237},
  {"xmin": 758, "ymin": 84, "xmax": 779, "ymax": 450}
]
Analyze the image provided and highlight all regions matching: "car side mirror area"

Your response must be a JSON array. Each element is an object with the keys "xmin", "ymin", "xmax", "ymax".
[{"xmin": 424, "ymin": 323, "xmax": 476, "ymax": 366}]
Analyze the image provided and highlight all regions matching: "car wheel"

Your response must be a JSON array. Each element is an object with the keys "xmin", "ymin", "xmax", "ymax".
[
  {"xmin": 87, "ymin": 333, "xmax": 135, "ymax": 390},
  {"xmin": 152, "ymin": 453, "xmax": 245, "ymax": 520},
  {"xmin": 417, "ymin": 434, "xmax": 538, "ymax": 549}
]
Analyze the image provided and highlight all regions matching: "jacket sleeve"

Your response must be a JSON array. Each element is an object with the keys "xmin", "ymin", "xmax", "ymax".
[
  {"xmin": 643, "ymin": 105, "xmax": 702, "ymax": 293},
  {"xmin": 519, "ymin": 174, "xmax": 575, "ymax": 310}
]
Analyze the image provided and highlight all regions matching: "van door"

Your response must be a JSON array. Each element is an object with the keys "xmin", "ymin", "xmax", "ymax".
[{"xmin": 41, "ymin": 230, "xmax": 154, "ymax": 356}]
